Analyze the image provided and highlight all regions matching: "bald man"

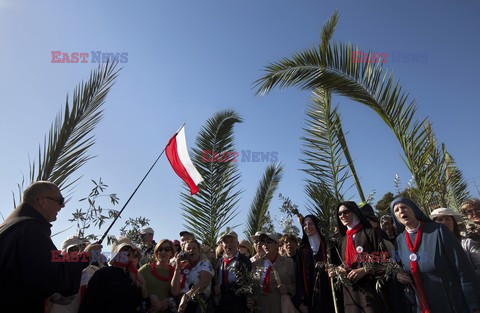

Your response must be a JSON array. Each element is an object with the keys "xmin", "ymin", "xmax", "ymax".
[{"xmin": 0, "ymin": 181, "xmax": 98, "ymax": 313}]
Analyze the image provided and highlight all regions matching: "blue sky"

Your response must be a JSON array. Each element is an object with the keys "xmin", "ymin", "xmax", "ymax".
[{"xmin": 1, "ymin": 0, "xmax": 479, "ymax": 249}]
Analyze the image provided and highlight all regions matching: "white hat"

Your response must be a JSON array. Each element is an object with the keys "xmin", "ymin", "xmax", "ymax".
[
  {"xmin": 140, "ymin": 227, "xmax": 154, "ymax": 235},
  {"xmin": 61, "ymin": 236, "xmax": 83, "ymax": 254},
  {"xmin": 429, "ymin": 208, "xmax": 462, "ymax": 222},
  {"xmin": 110, "ymin": 236, "xmax": 141, "ymax": 264},
  {"xmin": 250, "ymin": 231, "xmax": 265, "ymax": 241},
  {"xmin": 259, "ymin": 232, "xmax": 279, "ymax": 243},
  {"xmin": 217, "ymin": 230, "xmax": 238, "ymax": 244}
]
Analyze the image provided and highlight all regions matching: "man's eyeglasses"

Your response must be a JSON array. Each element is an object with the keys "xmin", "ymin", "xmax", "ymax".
[
  {"xmin": 465, "ymin": 208, "xmax": 480, "ymax": 216},
  {"xmin": 42, "ymin": 196, "xmax": 65, "ymax": 206},
  {"xmin": 338, "ymin": 210, "xmax": 351, "ymax": 217}
]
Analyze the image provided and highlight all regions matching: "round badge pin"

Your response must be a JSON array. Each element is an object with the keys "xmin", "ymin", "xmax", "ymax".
[
  {"xmin": 356, "ymin": 246, "xmax": 363, "ymax": 253},
  {"xmin": 409, "ymin": 253, "xmax": 417, "ymax": 262},
  {"xmin": 183, "ymin": 269, "xmax": 190, "ymax": 275}
]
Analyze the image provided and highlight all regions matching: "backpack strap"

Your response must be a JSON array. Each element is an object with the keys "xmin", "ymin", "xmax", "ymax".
[{"xmin": 0, "ymin": 216, "xmax": 37, "ymax": 240}]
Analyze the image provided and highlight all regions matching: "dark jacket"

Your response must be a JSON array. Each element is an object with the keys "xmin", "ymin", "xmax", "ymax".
[
  {"xmin": 293, "ymin": 214, "xmax": 338, "ymax": 313},
  {"xmin": 0, "ymin": 203, "xmax": 88, "ymax": 313},
  {"xmin": 217, "ymin": 252, "xmax": 252, "ymax": 313},
  {"xmin": 79, "ymin": 266, "xmax": 145, "ymax": 313},
  {"xmin": 336, "ymin": 202, "xmax": 385, "ymax": 313}
]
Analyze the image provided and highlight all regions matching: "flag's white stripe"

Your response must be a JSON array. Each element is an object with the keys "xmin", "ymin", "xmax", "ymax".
[{"xmin": 176, "ymin": 127, "xmax": 204, "ymax": 185}]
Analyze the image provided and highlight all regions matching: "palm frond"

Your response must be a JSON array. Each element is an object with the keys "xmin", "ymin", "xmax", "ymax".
[
  {"xmin": 244, "ymin": 163, "xmax": 284, "ymax": 241},
  {"xmin": 305, "ymin": 181, "xmax": 338, "ymax": 238},
  {"xmin": 442, "ymin": 146, "xmax": 469, "ymax": 210},
  {"xmin": 15, "ymin": 62, "xmax": 120, "ymax": 205},
  {"xmin": 180, "ymin": 110, "xmax": 243, "ymax": 247},
  {"xmin": 254, "ymin": 25, "xmax": 464, "ymax": 213},
  {"xmin": 302, "ymin": 88, "xmax": 350, "ymax": 201}
]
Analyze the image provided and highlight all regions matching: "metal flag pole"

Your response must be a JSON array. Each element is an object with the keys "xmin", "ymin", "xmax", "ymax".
[{"xmin": 98, "ymin": 123, "xmax": 185, "ymax": 244}]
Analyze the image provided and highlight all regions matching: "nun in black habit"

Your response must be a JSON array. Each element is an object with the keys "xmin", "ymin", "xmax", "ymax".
[
  {"xmin": 329, "ymin": 201, "xmax": 386, "ymax": 313},
  {"xmin": 293, "ymin": 214, "xmax": 339, "ymax": 313},
  {"xmin": 390, "ymin": 197, "xmax": 480, "ymax": 313}
]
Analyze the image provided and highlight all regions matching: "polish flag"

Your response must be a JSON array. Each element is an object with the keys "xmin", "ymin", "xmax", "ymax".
[{"xmin": 165, "ymin": 126, "xmax": 204, "ymax": 195}]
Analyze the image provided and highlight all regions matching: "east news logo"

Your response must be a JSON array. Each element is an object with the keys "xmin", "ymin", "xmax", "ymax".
[{"xmin": 51, "ymin": 51, "xmax": 128, "ymax": 63}]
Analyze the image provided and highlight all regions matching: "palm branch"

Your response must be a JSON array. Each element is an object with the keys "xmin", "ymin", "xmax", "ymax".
[
  {"xmin": 14, "ymin": 62, "xmax": 120, "ymax": 206},
  {"xmin": 180, "ymin": 110, "xmax": 243, "ymax": 247},
  {"xmin": 302, "ymin": 88, "xmax": 351, "ymax": 201},
  {"xmin": 244, "ymin": 163, "xmax": 283, "ymax": 241},
  {"xmin": 254, "ymin": 12, "xmax": 467, "ymax": 212}
]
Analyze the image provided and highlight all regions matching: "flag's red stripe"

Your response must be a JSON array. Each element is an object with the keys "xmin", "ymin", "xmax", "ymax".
[{"xmin": 165, "ymin": 135, "xmax": 199, "ymax": 195}]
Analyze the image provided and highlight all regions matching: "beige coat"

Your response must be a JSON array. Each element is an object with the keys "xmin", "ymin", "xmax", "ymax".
[{"xmin": 253, "ymin": 256, "xmax": 295, "ymax": 313}]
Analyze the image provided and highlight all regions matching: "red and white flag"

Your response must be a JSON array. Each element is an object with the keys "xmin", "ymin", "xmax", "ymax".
[{"xmin": 165, "ymin": 126, "xmax": 204, "ymax": 195}]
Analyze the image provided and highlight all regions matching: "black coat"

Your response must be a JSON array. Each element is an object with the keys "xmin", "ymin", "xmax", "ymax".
[
  {"xmin": 217, "ymin": 252, "xmax": 252, "ymax": 313},
  {"xmin": 293, "ymin": 215, "xmax": 339, "ymax": 313},
  {"xmin": 0, "ymin": 203, "xmax": 87, "ymax": 313},
  {"xmin": 79, "ymin": 266, "xmax": 145, "ymax": 313}
]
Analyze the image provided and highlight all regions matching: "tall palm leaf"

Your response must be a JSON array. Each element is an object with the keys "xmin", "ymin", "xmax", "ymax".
[
  {"xmin": 442, "ymin": 146, "xmax": 469, "ymax": 210},
  {"xmin": 180, "ymin": 110, "xmax": 243, "ymax": 247},
  {"xmin": 302, "ymin": 88, "xmax": 350, "ymax": 201},
  {"xmin": 254, "ymin": 13, "xmax": 468, "ymax": 211},
  {"xmin": 14, "ymin": 62, "xmax": 120, "ymax": 206},
  {"xmin": 244, "ymin": 163, "xmax": 283, "ymax": 241}
]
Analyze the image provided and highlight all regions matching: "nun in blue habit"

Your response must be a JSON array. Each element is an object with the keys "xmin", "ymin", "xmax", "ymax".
[{"xmin": 390, "ymin": 197, "xmax": 480, "ymax": 313}]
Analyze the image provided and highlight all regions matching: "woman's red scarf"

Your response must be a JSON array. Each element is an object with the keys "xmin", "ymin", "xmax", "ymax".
[
  {"xmin": 345, "ymin": 223, "xmax": 363, "ymax": 267},
  {"xmin": 150, "ymin": 262, "xmax": 175, "ymax": 281},
  {"xmin": 405, "ymin": 221, "xmax": 430, "ymax": 313}
]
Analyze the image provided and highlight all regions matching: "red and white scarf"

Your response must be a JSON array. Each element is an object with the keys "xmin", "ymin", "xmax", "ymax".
[
  {"xmin": 345, "ymin": 223, "xmax": 363, "ymax": 267},
  {"xmin": 405, "ymin": 221, "xmax": 430, "ymax": 313}
]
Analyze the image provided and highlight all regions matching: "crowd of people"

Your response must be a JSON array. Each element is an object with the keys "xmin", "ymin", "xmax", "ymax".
[{"xmin": 1, "ymin": 181, "xmax": 480, "ymax": 313}]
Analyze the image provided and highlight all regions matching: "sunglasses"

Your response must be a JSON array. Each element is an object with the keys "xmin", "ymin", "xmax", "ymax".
[
  {"xmin": 157, "ymin": 247, "xmax": 172, "ymax": 252},
  {"xmin": 338, "ymin": 210, "xmax": 351, "ymax": 217},
  {"xmin": 465, "ymin": 208, "xmax": 480, "ymax": 216},
  {"xmin": 42, "ymin": 196, "xmax": 65, "ymax": 206}
]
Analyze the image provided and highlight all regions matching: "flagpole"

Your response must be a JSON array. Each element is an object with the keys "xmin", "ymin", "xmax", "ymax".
[{"xmin": 98, "ymin": 123, "xmax": 185, "ymax": 244}]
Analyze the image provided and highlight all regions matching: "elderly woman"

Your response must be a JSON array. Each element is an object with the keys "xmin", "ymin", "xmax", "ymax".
[
  {"xmin": 391, "ymin": 197, "xmax": 480, "ymax": 313},
  {"xmin": 430, "ymin": 207, "xmax": 480, "ymax": 280},
  {"xmin": 139, "ymin": 239, "xmax": 179, "ymax": 313},
  {"xmin": 251, "ymin": 233, "xmax": 296, "ymax": 313},
  {"xmin": 293, "ymin": 215, "xmax": 335, "ymax": 313},
  {"xmin": 79, "ymin": 237, "xmax": 148, "ymax": 313},
  {"xmin": 175, "ymin": 240, "xmax": 214, "ymax": 313},
  {"xmin": 329, "ymin": 201, "xmax": 386, "ymax": 313}
]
